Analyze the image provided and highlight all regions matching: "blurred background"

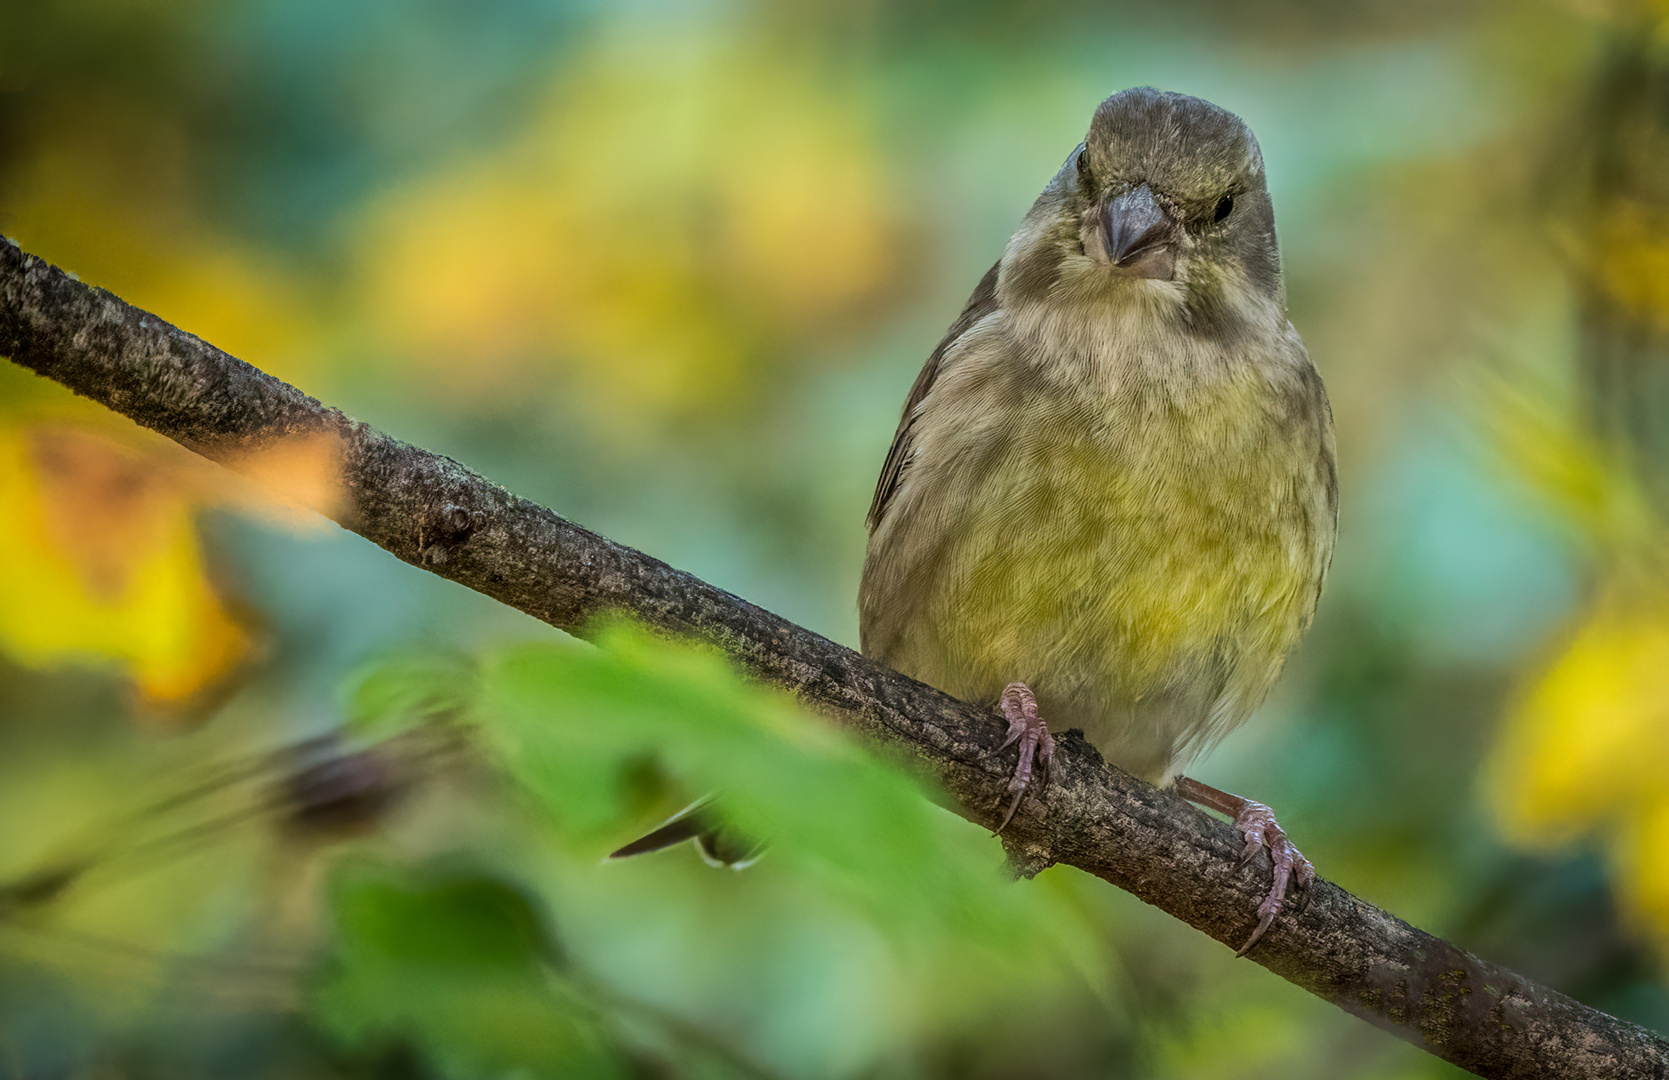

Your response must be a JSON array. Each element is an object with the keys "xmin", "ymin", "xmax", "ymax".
[{"xmin": 4, "ymin": 0, "xmax": 1669, "ymax": 1077}]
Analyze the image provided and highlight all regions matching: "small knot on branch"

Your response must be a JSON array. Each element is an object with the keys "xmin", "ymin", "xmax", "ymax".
[{"xmin": 419, "ymin": 502, "xmax": 482, "ymax": 565}]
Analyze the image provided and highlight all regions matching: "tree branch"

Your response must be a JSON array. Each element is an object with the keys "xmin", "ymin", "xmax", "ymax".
[{"xmin": 2, "ymin": 236, "xmax": 1662, "ymax": 1080}]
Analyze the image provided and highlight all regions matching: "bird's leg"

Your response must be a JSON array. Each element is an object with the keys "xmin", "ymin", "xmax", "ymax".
[
  {"xmin": 1172, "ymin": 775, "xmax": 1313, "ymax": 956},
  {"xmin": 994, "ymin": 682, "xmax": 1056, "ymax": 832}
]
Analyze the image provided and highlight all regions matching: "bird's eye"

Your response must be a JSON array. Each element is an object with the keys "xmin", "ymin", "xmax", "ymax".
[
  {"xmin": 1076, "ymin": 148, "xmax": 1093, "ymax": 183},
  {"xmin": 1212, "ymin": 193, "xmax": 1235, "ymax": 223}
]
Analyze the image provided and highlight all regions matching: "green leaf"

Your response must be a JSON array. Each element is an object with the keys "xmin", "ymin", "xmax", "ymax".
[
  {"xmin": 471, "ymin": 620, "xmax": 1103, "ymax": 970},
  {"xmin": 341, "ymin": 648, "xmax": 479, "ymax": 740},
  {"xmin": 311, "ymin": 860, "xmax": 624, "ymax": 1080}
]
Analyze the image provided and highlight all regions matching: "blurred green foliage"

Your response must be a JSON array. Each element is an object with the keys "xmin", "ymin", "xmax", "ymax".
[
  {"xmin": 473, "ymin": 627, "xmax": 1102, "ymax": 967},
  {"xmin": 316, "ymin": 865, "xmax": 625, "ymax": 1079},
  {"xmin": 298, "ymin": 625, "xmax": 1117, "ymax": 1078},
  {"xmin": 5, "ymin": 0, "xmax": 1669, "ymax": 1077}
]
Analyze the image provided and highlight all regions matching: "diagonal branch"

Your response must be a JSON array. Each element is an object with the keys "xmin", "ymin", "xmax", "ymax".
[{"xmin": 2, "ymin": 236, "xmax": 1662, "ymax": 1080}]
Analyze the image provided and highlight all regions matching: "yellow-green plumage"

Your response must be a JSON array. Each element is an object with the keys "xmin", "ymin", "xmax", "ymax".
[{"xmin": 859, "ymin": 89, "xmax": 1335, "ymax": 786}]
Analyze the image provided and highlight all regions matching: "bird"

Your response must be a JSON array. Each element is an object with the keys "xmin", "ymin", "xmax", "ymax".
[{"xmin": 858, "ymin": 87, "xmax": 1337, "ymax": 954}]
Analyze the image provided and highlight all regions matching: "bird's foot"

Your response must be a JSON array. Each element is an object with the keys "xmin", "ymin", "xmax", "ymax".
[
  {"xmin": 994, "ymin": 682, "xmax": 1056, "ymax": 832},
  {"xmin": 1173, "ymin": 776, "xmax": 1313, "ymax": 956},
  {"xmin": 1229, "ymin": 799, "xmax": 1313, "ymax": 956}
]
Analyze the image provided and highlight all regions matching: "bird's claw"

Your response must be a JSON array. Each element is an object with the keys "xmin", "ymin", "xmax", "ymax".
[
  {"xmin": 1231, "ymin": 799, "xmax": 1314, "ymax": 957},
  {"xmin": 993, "ymin": 682, "xmax": 1056, "ymax": 832}
]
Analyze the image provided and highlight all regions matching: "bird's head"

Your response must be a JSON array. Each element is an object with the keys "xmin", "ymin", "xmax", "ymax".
[{"xmin": 1001, "ymin": 88, "xmax": 1285, "ymax": 336}]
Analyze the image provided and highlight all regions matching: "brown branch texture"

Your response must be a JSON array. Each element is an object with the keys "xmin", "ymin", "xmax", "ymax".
[{"xmin": 2, "ymin": 236, "xmax": 1664, "ymax": 1080}]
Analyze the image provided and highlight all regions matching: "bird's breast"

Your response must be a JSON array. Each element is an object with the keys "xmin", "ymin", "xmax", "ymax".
[{"xmin": 860, "ymin": 322, "xmax": 1333, "ymax": 765}]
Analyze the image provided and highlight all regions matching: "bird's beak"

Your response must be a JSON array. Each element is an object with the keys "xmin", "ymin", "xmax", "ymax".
[{"xmin": 1099, "ymin": 183, "xmax": 1178, "ymax": 280}]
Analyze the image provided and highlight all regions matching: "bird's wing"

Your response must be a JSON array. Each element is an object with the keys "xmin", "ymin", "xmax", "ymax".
[{"xmin": 865, "ymin": 260, "xmax": 1002, "ymax": 530}]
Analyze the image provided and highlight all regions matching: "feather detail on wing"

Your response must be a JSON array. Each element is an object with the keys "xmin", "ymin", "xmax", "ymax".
[{"xmin": 865, "ymin": 261, "xmax": 1003, "ymax": 530}]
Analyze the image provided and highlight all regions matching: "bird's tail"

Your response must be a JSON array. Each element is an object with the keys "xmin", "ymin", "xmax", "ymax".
[{"xmin": 607, "ymin": 799, "xmax": 763, "ymax": 868}]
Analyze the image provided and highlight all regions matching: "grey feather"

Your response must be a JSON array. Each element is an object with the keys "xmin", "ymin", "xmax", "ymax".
[{"xmin": 868, "ymin": 260, "xmax": 1001, "ymax": 530}]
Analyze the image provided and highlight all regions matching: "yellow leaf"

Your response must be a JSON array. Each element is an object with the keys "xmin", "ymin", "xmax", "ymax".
[
  {"xmin": 1611, "ymin": 793, "xmax": 1669, "ymax": 950},
  {"xmin": 0, "ymin": 422, "xmax": 255, "ymax": 715},
  {"xmin": 1486, "ymin": 581, "xmax": 1669, "ymax": 845}
]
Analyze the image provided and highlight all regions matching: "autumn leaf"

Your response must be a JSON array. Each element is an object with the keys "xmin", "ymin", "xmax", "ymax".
[
  {"xmin": 0, "ymin": 422, "xmax": 254, "ymax": 714},
  {"xmin": 1477, "ymin": 363, "xmax": 1669, "ymax": 948},
  {"xmin": 1487, "ymin": 582, "xmax": 1669, "ymax": 847}
]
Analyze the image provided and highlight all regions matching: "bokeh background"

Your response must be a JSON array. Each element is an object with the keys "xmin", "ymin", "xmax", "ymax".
[{"xmin": 4, "ymin": 1, "xmax": 1669, "ymax": 1077}]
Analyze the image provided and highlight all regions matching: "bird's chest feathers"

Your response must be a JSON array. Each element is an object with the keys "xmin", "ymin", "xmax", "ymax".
[
  {"xmin": 908, "ymin": 309, "xmax": 1319, "ymax": 666},
  {"xmin": 931, "ymin": 305, "xmax": 1301, "ymax": 520},
  {"xmin": 964, "ymin": 371, "xmax": 1291, "ymax": 569}
]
